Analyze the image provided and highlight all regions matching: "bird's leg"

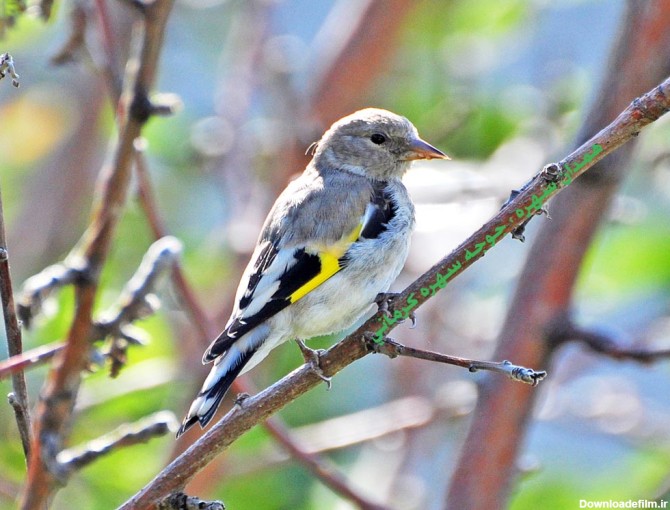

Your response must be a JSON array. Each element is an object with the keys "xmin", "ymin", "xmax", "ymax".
[
  {"xmin": 408, "ymin": 311, "xmax": 418, "ymax": 329},
  {"xmin": 295, "ymin": 339, "xmax": 332, "ymax": 389},
  {"xmin": 375, "ymin": 292, "xmax": 417, "ymax": 327},
  {"xmin": 374, "ymin": 292, "xmax": 399, "ymax": 317}
]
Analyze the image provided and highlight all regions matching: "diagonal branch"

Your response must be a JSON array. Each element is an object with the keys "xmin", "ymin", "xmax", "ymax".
[
  {"xmin": 56, "ymin": 411, "xmax": 177, "ymax": 478},
  {"xmin": 120, "ymin": 73, "xmax": 670, "ymax": 510},
  {"xmin": 20, "ymin": 0, "xmax": 175, "ymax": 507},
  {"xmin": 262, "ymin": 419, "xmax": 389, "ymax": 510}
]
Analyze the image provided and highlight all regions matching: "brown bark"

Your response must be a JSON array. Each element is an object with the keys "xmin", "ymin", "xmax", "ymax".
[{"xmin": 446, "ymin": 2, "xmax": 670, "ymax": 508}]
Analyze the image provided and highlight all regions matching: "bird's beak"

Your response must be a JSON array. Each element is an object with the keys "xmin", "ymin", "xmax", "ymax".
[{"xmin": 403, "ymin": 138, "xmax": 450, "ymax": 161}]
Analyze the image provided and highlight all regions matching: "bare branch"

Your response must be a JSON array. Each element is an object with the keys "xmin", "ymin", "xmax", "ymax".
[
  {"xmin": 56, "ymin": 411, "xmax": 178, "ymax": 478},
  {"xmin": 17, "ymin": 264, "xmax": 88, "ymax": 328},
  {"xmin": 134, "ymin": 152, "xmax": 215, "ymax": 342},
  {"xmin": 0, "ymin": 342, "xmax": 65, "ymax": 380},
  {"xmin": 223, "ymin": 393, "xmax": 470, "ymax": 478},
  {"xmin": 20, "ymin": 0, "xmax": 175, "ymax": 505},
  {"xmin": 7, "ymin": 393, "xmax": 31, "ymax": 459},
  {"xmin": 0, "ymin": 185, "xmax": 30, "ymax": 460},
  {"xmin": 120, "ymin": 72, "xmax": 670, "ymax": 510},
  {"xmin": 94, "ymin": 236, "xmax": 181, "ymax": 376},
  {"xmin": 1, "ymin": 236, "xmax": 179, "ymax": 382},
  {"xmin": 50, "ymin": 3, "xmax": 87, "ymax": 65},
  {"xmin": 447, "ymin": 3, "xmax": 670, "ymax": 507},
  {"xmin": 262, "ymin": 418, "xmax": 389, "ymax": 510},
  {"xmin": 549, "ymin": 317, "xmax": 670, "ymax": 363},
  {"xmin": 371, "ymin": 338, "xmax": 547, "ymax": 386}
]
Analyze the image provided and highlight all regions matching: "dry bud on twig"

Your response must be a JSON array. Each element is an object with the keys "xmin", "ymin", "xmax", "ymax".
[{"xmin": 0, "ymin": 53, "xmax": 20, "ymax": 87}]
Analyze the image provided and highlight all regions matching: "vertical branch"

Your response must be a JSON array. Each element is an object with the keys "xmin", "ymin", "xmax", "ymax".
[
  {"xmin": 19, "ymin": 1, "xmax": 175, "ymax": 507},
  {"xmin": 0, "ymin": 186, "xmax": 31, "ymax": 460},
  {"xmin": 446, "ymin": 2, "xmax": 670, "ymax": 508}
]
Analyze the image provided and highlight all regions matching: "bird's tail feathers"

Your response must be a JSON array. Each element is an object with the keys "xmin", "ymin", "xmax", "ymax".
[
  {"xmin": 202, "ymin": 328, "xmax": 235, "ymax": 364},
  {"xmin": 177, "ymin": 345, "xmax": 254, "ymax": 437}
]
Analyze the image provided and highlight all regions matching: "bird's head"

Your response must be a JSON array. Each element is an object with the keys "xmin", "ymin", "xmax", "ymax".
[{"xmin": 312, "ymin": 108, "xmax": 449, "ymax": 181}]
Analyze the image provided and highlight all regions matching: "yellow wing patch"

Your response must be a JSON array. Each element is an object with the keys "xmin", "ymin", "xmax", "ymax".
[{"xmin": 288, "ymin": 223, "xmax": 363, "ymax": 303}]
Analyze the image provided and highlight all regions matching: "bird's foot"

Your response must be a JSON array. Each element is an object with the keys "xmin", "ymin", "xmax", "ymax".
[
  {"xmin": 374, "ymin": 292, "xmax": 400, "ymax": 317},
  {"xmin": 295, "ymin": 339, "xmax": 332, "ymax": 389},
  {"xmin": 375, "ymin": 292, "xmax": 417, "ymax": 327},
  {"xmin": 408, "ymin": 310, "xmax": 417, "ymax": 329}
]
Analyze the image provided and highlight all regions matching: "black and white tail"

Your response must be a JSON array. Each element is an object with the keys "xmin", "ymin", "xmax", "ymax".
[{"xmin": 176, "ymin": 345, "xmax": 254, "ymax": 437}]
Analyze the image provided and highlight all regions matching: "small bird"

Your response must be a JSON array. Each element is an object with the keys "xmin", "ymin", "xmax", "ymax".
[{"xmin": 178, "ymin": 108, "xmax": 448, "ymax": 437}]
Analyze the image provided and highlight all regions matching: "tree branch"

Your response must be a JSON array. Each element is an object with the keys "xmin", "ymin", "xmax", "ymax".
[
  {"xmin": 56, "ymin": 411, "xmax": 177, "ymax": 478},
  {"xmin": 17, "ymin": 264, "xmax": 88, "ymax": 329},
  {"xmin": 548, "ymin": 316, "xmax": 670, "ymax": 363},
  {"xmin": 120, "ymin": 72, "xmax": 670, "ymax": 510},
  {"xmin": 261, "ymin": 411, "xmax": 389, "ymax": 510},
  {"xmin": 0, "ymin": 184, "xmax": 31, "ymax": 461},
  {"xmin": 0, "ymin": 341, "xmax": 65, "ymax": 380},
  {"xmin": 447, "ymin": 3, "xmax": 670, "ymax": 507},
  {"xmin": 93, "ymin": 236, "xmax": 181, "ymax": 377},
  {"xmin": 1, "ymin": 236, "xmax": 179, "ymax": 382},
  {"xmin": 134, "ymin": 152, "xmax": 215, "ymax": 342},
  {"xmin": 20, "ymin": 0, "xmax": 174, "ymax": 506},
  {"xmin": 372, "ymin": 338, "xmax": 546, "ymax": 386}
]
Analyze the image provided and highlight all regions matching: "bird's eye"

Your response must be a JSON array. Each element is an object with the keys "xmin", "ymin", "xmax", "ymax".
[{"xmin": 370, "ymin": 133, "xmax": 386, "ymax": 145}]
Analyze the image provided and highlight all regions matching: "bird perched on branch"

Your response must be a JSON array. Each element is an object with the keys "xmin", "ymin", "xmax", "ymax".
[{"xmin": 178, "ymin": 108, "xmax": 448, "ymax": 437}]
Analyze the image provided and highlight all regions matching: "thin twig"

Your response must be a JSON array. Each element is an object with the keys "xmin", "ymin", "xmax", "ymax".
[
  {"xmin": 549, "ymin": 317, "xmax": 670, "ymax": 363},
  {"xmin": 120, "ymin": 69, "xmax": 670, "ymax": 510},
  {"xmin": 372, "ymin": 339, "xmax": 546, "ymax": 386},
  {"xmin": 56, "ymin": 411, "xmax": 177, "ymax": 478},
  {"xmin": 0, "ymin": 342, "xmax": 65, "ymax": 380},
  {"xmin": 262, "ymin": 415, "xmax": 389, "ymax": 510},
  {"xmin": 93, "ymin": 236, "xmax": 181, "ymax": 377},
  {"xmin": 0, "ymin": 186, "xmax": 31, "ymax": 460},
  {"xmin": 17, "ymin": 264, "xmax": 87, "ymax": 328},
  {"xmin": 7, "ymin": 393, "xmax": 31, "ymax": 458},
  {"xmin": 50, "ymin": 3, "xmax": 87, "ymax": 65},
  {"xmin": 1, "ymin": 237, "xmax": 179, "ymax": 381}
]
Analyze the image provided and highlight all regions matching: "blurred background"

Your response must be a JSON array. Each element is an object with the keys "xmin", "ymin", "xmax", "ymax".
[{"xmin": 2, "ymin": 0, "xmax": 670, "ymax": 508}]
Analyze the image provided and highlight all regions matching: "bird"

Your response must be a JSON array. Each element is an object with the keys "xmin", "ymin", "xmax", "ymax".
[{"xmin": 177, "ymin": 108, "xmax": 448, "ymax": 437}]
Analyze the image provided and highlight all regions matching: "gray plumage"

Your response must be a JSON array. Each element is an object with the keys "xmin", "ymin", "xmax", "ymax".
[{"xmin": 178, "ymin": 108, "xmax": 447, "ymax": 437}]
